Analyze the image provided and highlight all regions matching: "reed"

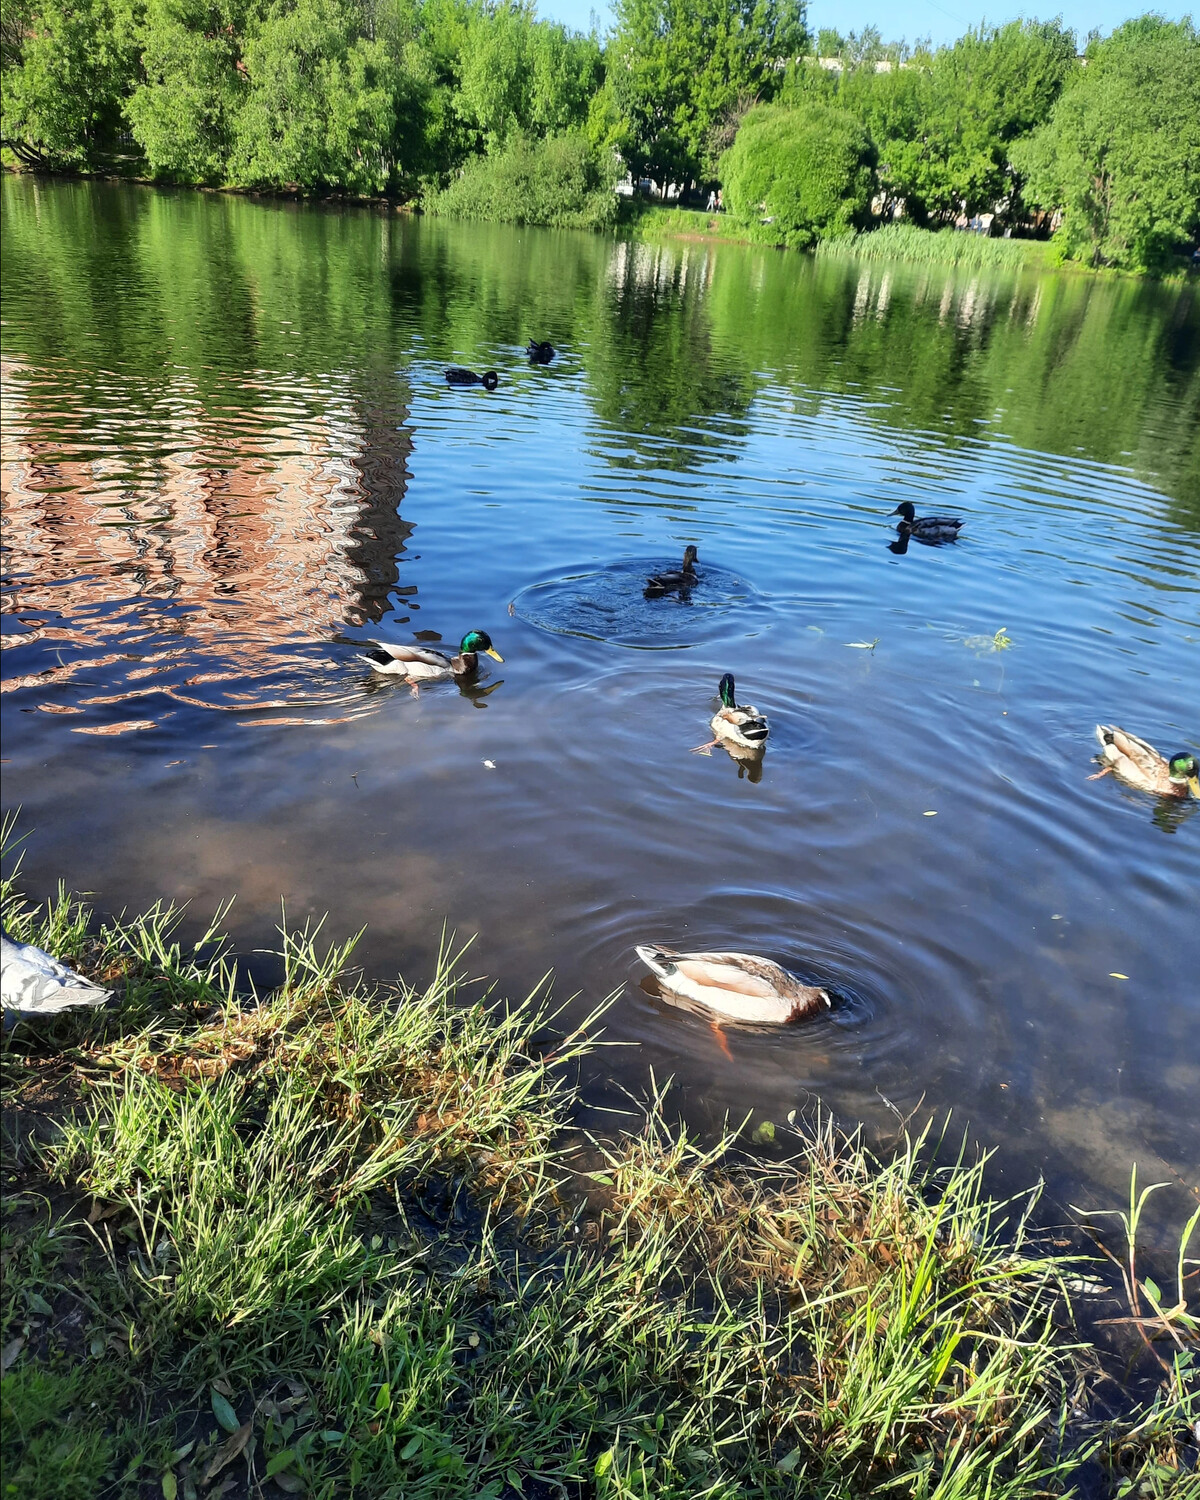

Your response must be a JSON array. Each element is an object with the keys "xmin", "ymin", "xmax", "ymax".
[
  {"xmin": 2, "ymin": 862, "xmax": 1196, "ymax": 1498},
  {"xmin": 814, "ymin": 223, "xmax": 1055, "ymax": 271}
]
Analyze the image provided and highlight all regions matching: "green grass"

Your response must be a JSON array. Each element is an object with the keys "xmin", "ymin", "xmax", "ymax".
[
  {"xmin": 620, "ymin": 203, "xmax": 756, "ymax": 245},
  {"xmin": 814, "ymin": 223, "xmax": 1055, "ymax": 271},
  {"xmin": 2, "ymin": 853, "xmax": 1197, "ymax": 1497}
]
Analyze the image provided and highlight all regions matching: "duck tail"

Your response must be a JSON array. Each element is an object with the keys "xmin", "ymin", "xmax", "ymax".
[{"xmin": 636, "ymin": 944, "xmax": 679, "ymax": 978}]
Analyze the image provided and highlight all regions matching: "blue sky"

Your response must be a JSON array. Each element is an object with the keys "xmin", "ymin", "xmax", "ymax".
[{"xmin": 538, "ymin": 1, "xmax": 1196, "ymax": 48}]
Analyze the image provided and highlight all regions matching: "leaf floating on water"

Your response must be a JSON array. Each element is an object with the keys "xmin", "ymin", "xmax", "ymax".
[
  {"xmin": 1109, "ymin": 972, "xmax": 1128, "ymax": 980},
  {"xmin": 993, "ymin": 626, "xmax": 1012, "ymax": 649},
  {"xmin": 923, "ymin": 811, "xmax": 938, "ymax": 817},
  {"xmin": 845, "ymin": 639, "xmax": 879, "ymax": 651},
  {"xmin": 751, "ymin": 1120, "xmax": 776, "ymax": 1144}
]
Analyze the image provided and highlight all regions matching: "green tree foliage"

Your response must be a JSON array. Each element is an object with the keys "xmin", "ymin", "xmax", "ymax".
[
  {"xmin": 1013, "ymin": 16, "xmax": 1200, "ymax": 271},
  {"xmin": 0, "ymin": 0, "xmax": 138, "ymax": 166},
  {"xmin": 719, "ymin": 101, "xmax": 876, "ymax": 248},
  {"xmin": 228, "ymin": 0, "xmax": 401, "ymax": 192},
  {"xmin": 608, "ymin": 0, "xmax": 807, "ymax": 189},
  {"xmin": 785, "ymin": 20, "xmax": 1076, "ymax": 220},
  {"xmin": 125, "ymin": 0, "xmax": 248, "ymax": 181},
  {"xmin": 426, "ymin": 129, "xmax": 617, "ymax": 229}
]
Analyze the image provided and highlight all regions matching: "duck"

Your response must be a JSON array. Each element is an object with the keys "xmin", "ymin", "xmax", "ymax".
[
  {"xmin": 445, "ymin": 368, "xmax": 499, "ymax": 390},
  {"xmin": 1091, "ymin": 726, "xmax": 1199, "ymax": 799},
  {"xmin": 890, "ymin": 501, "xmax": 963, "ymax": 543},
  {"xmin": 645, "ymin": 545, "xmax": 699, "ymax": 593},
  {"xmin": 2, "ymin": 929, "xmax": 112, "ymax": 1025},
  {"xmin": 526, "ymin": 340, "xmax": 555, "ymax": 364},
  {"xmin": 636, "ymin": 945, "xmax": 831, "ymax": 1025},
  {"xmin": 358, "ymin": 631, "xmax": 503, "ymax": 686},
  {"xmin": 694, "ymin": 673, "xmax": 769, "ymax": 754}
]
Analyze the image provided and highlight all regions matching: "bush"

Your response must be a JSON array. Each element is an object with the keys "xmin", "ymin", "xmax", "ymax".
[
  {"xmin": 424, "ymin": 131, "xmax": 618, "ymax": 230},
  {"xmin": 718, "ymin": 102, "xmax": 877, "ymax": 249}
]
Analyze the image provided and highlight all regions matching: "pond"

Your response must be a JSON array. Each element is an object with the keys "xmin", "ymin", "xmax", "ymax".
[{"xmin": 2, "ymin": 176, "xmax": 1198, "ymax": 1257}]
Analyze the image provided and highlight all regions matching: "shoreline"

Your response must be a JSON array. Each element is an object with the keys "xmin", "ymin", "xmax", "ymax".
[
  {"xmin": 3, "ymin": 870, "xmax": 1196, "ymax": 1498},
  {"xmin": 6, "ymin": 163, "xmax": 1194, "ymax": 282}
]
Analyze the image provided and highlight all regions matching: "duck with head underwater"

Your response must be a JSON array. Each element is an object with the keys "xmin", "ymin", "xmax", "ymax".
[
  {"xmin": 694, "ymin": 673, "xmax": 769, "ymax": 756},
  {"xmin": 358, "ymin": 631, "xmax": 503, "ymax": 691},
  {"xmin": 1090, "ymin": 726, "xmax": 1199, "ymax": 799},
  {"xmin": 636, "ymin": 945, "xmax": 831, "ymax": 1025},
  {"xmin": 890, "ymin": 501, "xmax": 963, "ymax": 544},
  {"xmin": 645, "ymin": 545, "xmax": 699, "ymax": 594}
]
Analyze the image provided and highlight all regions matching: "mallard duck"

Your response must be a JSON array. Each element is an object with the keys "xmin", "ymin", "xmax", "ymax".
[
  {"xmin": 445, "ymin": 368, "xmax": 498, "ymax": 390},
  {"xmin": 2, "ymin": 930, "xmax": 112, "ymax": 1024},
  {"xmin": 526, "ymin": 340, "xmax": 555, "ymax": 364},
  {"xmin": 890, "ymin": 501, "xmax": 963, "ymax": 543},
  {"xmin": 645, "ymin": 545, "xmax": 699, "ymax": 593},
  {"xmin": 358, "ymin": 631, "xmax": 503, "ymax": 686},
  {"xmin": 1091, "ymin": 726, "xmax": 1199, "ymax": 799},
  {"xmin": 694, "ymin": 673, "xmax": 769, "ymax": 754},
  {"xmin": 636, "ymin": 945, "xmax": 831, "ymax": 1025}
]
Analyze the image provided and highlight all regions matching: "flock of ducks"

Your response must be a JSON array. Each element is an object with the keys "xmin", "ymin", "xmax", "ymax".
[{"xmin": 3, "ymin": 345, "xmax": 1196, "ymax": 1029}]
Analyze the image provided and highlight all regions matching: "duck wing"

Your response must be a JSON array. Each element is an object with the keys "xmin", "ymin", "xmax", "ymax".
[
  {"xmin": 1096, "ymin": 725, "xmax": 1165, "ymax": 781},
  {"xmin": 2, "ymin": 935, "xmax": 112, "ymax": 1017},
  {"xmin": 368, "ymin": 641, "xmax": 453, "ymax": 669}
]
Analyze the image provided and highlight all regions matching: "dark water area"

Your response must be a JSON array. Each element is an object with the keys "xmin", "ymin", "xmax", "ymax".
[{"xmin": 3, "ymin": 177, "xmax": 1198, "ymax": 1260}]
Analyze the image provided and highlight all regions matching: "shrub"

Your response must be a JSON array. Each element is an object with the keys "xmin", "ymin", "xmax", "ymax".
[
  {"xmin": 719, "ymin": 102, "xmax": 877, "ymax": 249},
  {"xmin": 425, "ymin": 131, "xmax": 618, "ymax": 230}
]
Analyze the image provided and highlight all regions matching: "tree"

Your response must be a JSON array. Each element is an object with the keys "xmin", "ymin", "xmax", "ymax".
[
  {"xmin": 1, "ymin": 0, "xmax": 139, "ymax": 166},
  {"xmin": 229, "ymin": 0, "xmax": 402, "ymax": 192},
  {"xmin": 719, "ymin": 100, "xmax": 875, "ymax": 247},
  {"xmin": 1013, "ymin": 16, "xmax": 1200, "ymax": 271},
  {"xmin": 126, "ymin": 0, "xmax": 252, "ymax": 181},
  {"xmin": 609, "ymin": 0, "xmax": 807, "ymax": 190}
]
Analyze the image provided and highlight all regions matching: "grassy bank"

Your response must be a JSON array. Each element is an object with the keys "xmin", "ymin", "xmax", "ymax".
[
  {"xmin": 627, "ymin": 207, "xmax": 1057, "ymax": 273},
  {"xmin": 2, "ymin": 872, "xmax": 1197, "ymax": 1498}
]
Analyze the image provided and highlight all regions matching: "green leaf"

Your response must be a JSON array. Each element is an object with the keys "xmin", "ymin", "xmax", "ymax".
[
  {"xmin": 26, "ymin": 1292, "xmax": 53, "ymax": 1316},
  {"xmin": 211, "ymin": 1389, "xmax": 240, "ymax": 1434},
  {"xmin": 400, "ymin": 1434, "xmax": 422, "ymax": 1461},
  {"xmin": 264, "ymin": 1449, "xmax": 297, "ymax": 1479},
  {"xmin": 320, "ymin": 1431, "xmax": 344, "ymax": 1444},
  {"xmin": 506, "ymin": 1468, "xmax": 523, "ymax": 1490},
  {"xmin": 594, "ymin": 1447, "xmax": 614, "ymax": 1478},
  {"xmin": 161, "ymin": 1474, "xmax": 177, "ymax": 1500},
  {"xmin": 1141, "ymin": 1277, "xmax": 1161, "ymax": 1305},
  {"xmin": 375, "ymin": 1382, "xmax": 391, "ymax": 1411},
  {"xmin": 776, "ymin": 1447, "xmax": 801, "ymax": 1474},
  {"xmin": 751, "ymin": 1120, "xmax": 776, "ymax": 1144}
]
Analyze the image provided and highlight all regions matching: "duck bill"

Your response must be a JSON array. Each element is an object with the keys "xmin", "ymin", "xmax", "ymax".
[
  {"xmin": 484, "ymin": 647, "xmax": 504, "ymax": 662},
  {"xmin": 1189, "ymin": 775, "xmax": 1200, "ymax": 800}
]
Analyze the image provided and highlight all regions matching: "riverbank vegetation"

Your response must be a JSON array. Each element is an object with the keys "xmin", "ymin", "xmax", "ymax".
[
  {"xmin": 2, "ymin": 855, "xmax": 1198, "ymax": 1497},
  {"xmin": 2, "ymin": 0, "xmax": 1197, "ymax": 275}
]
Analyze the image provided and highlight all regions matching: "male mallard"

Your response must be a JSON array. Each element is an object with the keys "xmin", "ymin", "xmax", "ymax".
[
  {"xmin": 890, "ymin": 501, "xmax": 963, "ymax": 543},
  {"xmin": 1091, "ymin": 726, "xmax": 1199, "ymax": 799},
  {"xmin": 636, "ymin": 945, "xmax": 831, "ymax": 1025},
  {"xmin": 358, "ymin": 631, "xmax": 503, "ymax": 686},
  {"xmin": 2, "ymin": 930, "xmax": 112, "ymax": 1025},
  {"xmin": 445, "ymin": 368, "xmax": 498, "ymax": 390},
  {"xmin": 645, "ymin": 545, "xmax": 699, "ymax": 593},
  {"xmin": 694, "ymin": 673, "xmax": 769, "ymax": 754},
  {"xmin": 526, "ymin": 340, "xmax": 555, "ymax": 364}
]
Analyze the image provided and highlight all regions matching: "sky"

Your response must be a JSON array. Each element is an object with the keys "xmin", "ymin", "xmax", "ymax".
[{"xmin": 538, "ymin": 0, "xmax": 1196, "ymax": 49}]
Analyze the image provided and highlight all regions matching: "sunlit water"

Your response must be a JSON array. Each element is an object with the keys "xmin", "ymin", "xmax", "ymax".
[{"xmin": 3, "ymin": 178, "xmax": 1198, "ymax": 1257}]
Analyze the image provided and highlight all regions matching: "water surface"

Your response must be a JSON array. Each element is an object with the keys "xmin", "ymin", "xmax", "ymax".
[{"xmin": 3, "ymin": 177, "xmax": 1198, "ymax": 1255}]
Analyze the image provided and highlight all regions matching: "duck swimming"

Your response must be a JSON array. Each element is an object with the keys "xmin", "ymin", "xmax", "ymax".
[
  {"xmin": 2, "ymin": 930, "xmax": 112, "ymax": 1025},
  {"xmin": 645, "ymin": 545, "xmax": 699, "ymax": 593},
  {"xmin": 358, "ymin": 631, "xmax": 503, "ymax": 688},
  {"xmin": 695, "ymin": 673, "xmax": 769, "ymax": 754},
  {"xmin": 1090, "ymin": 726, "xmax": 1199, "ymax": 799},
  {"xmin": 445, "ymin": 368, "xmax": 499, "ymax": 390},
  {"xmin": 636, "ymin": 945, "xmax": 831, "ymax": 1025},
  {"xmin": 890, "ymin": 501, "xmax": 963, "ymax": 543},
  {"xmin": 526, "ymin": 340, "xmax": 555, "ymax": 364}
]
